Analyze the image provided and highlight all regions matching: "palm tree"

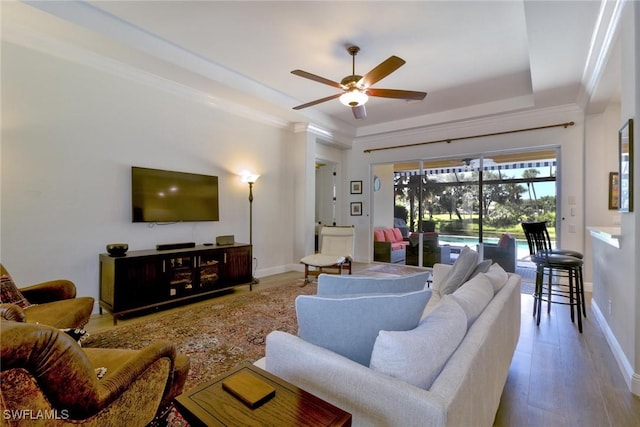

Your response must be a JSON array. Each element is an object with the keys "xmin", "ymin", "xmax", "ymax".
[{"xmin": 523, "ymin": 169, "xmax": 539, "ymax": 202}]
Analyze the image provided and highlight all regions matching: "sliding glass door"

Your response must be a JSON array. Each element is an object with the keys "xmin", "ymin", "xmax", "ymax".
[{"xmin": 390, "ymin": 149, "xmax": 558, "ymax": 269}]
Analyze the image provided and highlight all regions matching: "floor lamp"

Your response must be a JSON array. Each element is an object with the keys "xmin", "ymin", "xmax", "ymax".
[{"xmin": 241, "ymin": 172, "xmax": 260, "ymax": 288}]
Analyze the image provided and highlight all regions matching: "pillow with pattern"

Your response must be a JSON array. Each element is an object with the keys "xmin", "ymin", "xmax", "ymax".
[{"xmin": 0, "ymin": 274, "xmax": 31, "ymax": 308}]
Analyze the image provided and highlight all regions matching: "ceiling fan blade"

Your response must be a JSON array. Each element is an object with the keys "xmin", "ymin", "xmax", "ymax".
[
  {"xmin": 293, "ymin": 93, "xmax": 342, "ymax": 110},
  {"xmin": 367, "ymin": 88, "xmax": 427, "ymax": 101},
  {"xmin": 291, "ymin": 70, "xmax": 343, "ymax": 89},
  {"xmin": 359, "ymin": 56, "xmax": 406, "ymax": 87},
  {"xmin": 352, "ymin": 104, "xmax": 366, "ymax": 119}
]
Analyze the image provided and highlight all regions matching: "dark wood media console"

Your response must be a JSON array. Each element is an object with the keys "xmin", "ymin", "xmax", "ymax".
[{"xmin": 99, "ymin": 243, "xmax": 252, "ymax": 324}]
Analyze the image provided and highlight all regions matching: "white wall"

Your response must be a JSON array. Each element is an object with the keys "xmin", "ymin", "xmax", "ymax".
[
  {"xmin": 1, "ymin": 40, "xmax": 296, "ymax": 307},
  {"xmin": 372, "ymin": 164, "xmax": 395, "ymax": 229}
]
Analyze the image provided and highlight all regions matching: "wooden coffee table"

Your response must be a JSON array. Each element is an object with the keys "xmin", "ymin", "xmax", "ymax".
[{"xmin": 175, "ymin": 362, "xmax": 351, "ymax": 426}]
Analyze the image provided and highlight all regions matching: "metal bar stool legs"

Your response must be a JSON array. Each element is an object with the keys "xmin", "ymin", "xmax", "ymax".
[{"xmin": 532, "ymin": 262, "xmax": 584, "ymax": 333}]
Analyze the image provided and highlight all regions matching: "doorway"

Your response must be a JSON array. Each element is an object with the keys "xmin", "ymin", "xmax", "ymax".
[{"xmin": 385, "ymin": 149, "xmax": 559, "ymax": 270}]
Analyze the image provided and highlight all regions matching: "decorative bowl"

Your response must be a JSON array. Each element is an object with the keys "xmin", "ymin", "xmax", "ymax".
[{"xmin": 106, "ymin": 243, "xmax": 128, "ymax": 257}]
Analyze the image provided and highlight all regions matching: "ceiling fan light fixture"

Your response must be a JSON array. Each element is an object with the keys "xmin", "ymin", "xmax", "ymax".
[{"xmin": 339, "ymin": 89, "xmax": 368, "ymax": 107}]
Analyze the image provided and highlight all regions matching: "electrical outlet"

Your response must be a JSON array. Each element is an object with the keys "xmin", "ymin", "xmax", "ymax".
[
  {"xmin": 568, "ymin": 195, "xmax": 576, "ymax": 205},
  {"xmin": 568, "ymin": 224, "xmax": 576, "ymax": 233}
]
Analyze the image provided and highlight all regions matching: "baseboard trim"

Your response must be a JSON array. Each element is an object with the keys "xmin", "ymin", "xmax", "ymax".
[{"xmin": 591, "ymin": 300, "xmax": 640, "ymax": 396}]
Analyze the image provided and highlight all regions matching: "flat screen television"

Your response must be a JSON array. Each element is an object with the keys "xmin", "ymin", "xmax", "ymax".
[{"xmin": 132, "ymin": 166, "xmax": 219, "ymax": 223}]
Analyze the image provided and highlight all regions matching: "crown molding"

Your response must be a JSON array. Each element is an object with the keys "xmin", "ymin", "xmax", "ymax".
[
  {"xmin": 578, "ymin": 0, "xmax": 624, "ymax": 108},
  {"xmin": 2, "ymin": 5, "xmax": 291, "ymax": 130}
]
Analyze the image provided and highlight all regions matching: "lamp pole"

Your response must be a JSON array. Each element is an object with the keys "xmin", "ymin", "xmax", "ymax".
[
  {"xmin": 242, "ymin": 172, "xmax": 260, "ymax": 288},
  {"xmin": 248, "ymin": 181, "xmax": 254, "ymax": 245}
]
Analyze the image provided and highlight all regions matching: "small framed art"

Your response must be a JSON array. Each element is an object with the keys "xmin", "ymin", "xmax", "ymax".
[
  {"xmin": 608, "ymin": 172, "xmax": 619, "ymax": 210},
  {"xmin": 350, "ymin": 180, "xmax": 362, "ymax": 194},
  {"xmin": 350, "ymin": 202, "xmax": 362, "ymax": 216},
  {"xmin": 618, "ymin": 119, "xmax": 634, "ymax": 212}
]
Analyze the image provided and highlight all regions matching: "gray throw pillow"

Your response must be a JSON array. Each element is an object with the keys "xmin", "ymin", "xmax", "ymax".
[
  {"xmin": 296, "ymin": 290, "xmax": 432, "ymax": 366},
  {"xmin": 469, "ymin": 259, "xmax": 492, "ymax": 279},
  {"xmin": 369, "ymin": 295, "xmax": 467, "ymax": 390},
  {"xmin": 435, "ymin": 246, "xmax": 479, "ymax": 295},
  {"xmin": 317, "ymin": 272, "xmax": 429, "ymax": 296}
]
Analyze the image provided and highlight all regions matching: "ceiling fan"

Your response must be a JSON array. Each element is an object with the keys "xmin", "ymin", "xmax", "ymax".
[{"xmin": 291, "ymin": 45, "xmax": 427, "ymax": 119}]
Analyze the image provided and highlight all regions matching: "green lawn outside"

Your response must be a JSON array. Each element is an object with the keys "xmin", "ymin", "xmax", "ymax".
[{"xmin": 417, "ymin": 213, "xmax": 557, "ymax": 241}]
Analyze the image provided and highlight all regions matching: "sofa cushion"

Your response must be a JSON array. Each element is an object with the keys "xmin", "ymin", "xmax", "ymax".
[
  {"xmin": 383, "ymin": 228, "xmax": 396, "ymax": 243},
  {"xmin": 391, "ymin": 228, "xmax": 404, "ymax": 242},
  {"xmin": 484, "ymin": 263, "xmax": 509, "ymax": 294},
  {"xmin": 0, "ymin": 274, "xmax": 31, "ymax": 309},
  {"xmin": 374, "ymin": 229, "xmax": 386, "ymax": 242},
  {"xmin": 451, "ymin": 274, "xmax": 494, "ymax": 328},
  {"xmin": 434, "ymin": 246, "xmax": 478, "ymax": 296},
  {"xmin": 390, "ymin": 242, "xmax": 406, "ymax": 251},
  {"xmin": 296, "ymin": 290, "xmax": 432, "ymax": 366},
  {"xmin": 497, "ymin": 233, "xmax": 513, "ymax": 248},
  {"xmin": 317, "ymin": 272, "xmax": 429, "ymax": 296},
  {"xmin": 369, "ymin": 295, "xmax": 467, "ymax": 390}
]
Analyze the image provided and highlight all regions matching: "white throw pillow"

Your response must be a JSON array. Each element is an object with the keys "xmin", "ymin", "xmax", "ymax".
[
  {"xmin": 484, "ymin": 263, "xmax": 509, "ymax": 294},
  {"xmin": 296, "ymin": 290, "xmax": 432, "ymax": 366},
  {"xmin": 369, "ymin": 295, "xmax": 467, "ymax": 390},
  {"xmin": 434, "ymin": 246, "xmax": 479, "ymax": 296},
  {"xmin": 451, "ymin": 273, "xmax": 494, "ymax": 328}
]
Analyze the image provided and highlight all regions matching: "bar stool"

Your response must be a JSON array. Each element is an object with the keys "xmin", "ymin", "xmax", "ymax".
[
  {"xmin": 522, "ymin": 222, "xmax": 585, "ymax": 333},
  {"xmin": 523, "ymin": 221, "xmax": 586, "ymax": 317}
]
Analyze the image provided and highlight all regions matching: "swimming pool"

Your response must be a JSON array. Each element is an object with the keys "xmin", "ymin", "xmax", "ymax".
[{"xmin": 439, "ymin": 234, "xmax": 534, "ymax": 261}]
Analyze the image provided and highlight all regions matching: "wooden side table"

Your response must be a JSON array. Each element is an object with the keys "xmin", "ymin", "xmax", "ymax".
[{"xmin": 175, "ymin": 362, "xmax": 351, "ymax": 426}]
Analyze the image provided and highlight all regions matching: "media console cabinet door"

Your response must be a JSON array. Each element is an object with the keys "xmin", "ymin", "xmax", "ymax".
[
  {"xmin": 222, "ymin": 246, "xmax": 252, "ymax": 283},
  {"xmin": 99, "ymin": 244, "xmax": 252, "ymax": 323}
]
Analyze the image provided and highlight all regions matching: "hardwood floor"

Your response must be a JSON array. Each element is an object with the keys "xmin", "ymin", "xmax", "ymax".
[
  {"xmin": 494, "ymin": 292, "xmax": 640, "ymax": 426},
  {"xmin": 85, "ymin": 265, "xmax": 640, "ymax": 426}
]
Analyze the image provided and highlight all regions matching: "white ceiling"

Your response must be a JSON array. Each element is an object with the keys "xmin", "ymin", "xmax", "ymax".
[{"xmin": 6, "ymin": 1, "xmax": 620, "ymax": 139}]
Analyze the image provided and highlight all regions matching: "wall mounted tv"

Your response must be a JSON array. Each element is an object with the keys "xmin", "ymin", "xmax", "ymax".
[{"xmin": 132, "ymin": 166, "xmax": 219, "ymax": 223}]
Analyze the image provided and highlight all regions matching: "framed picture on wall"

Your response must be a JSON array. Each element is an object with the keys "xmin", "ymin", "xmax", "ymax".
[
  {"xmin": 608, "ymin": 172, "xmax": 619, "ymax": 210},
  {"xmin": 350, "ymin": 202, "xmax": 362, "ymax": 216},
  {"xmin": 350, "ymin": 180, "xmax": 362, "ymax": 194},
  {"xmin": 618, "ymin": 118, "xmax": 634, "ymax": 212}
]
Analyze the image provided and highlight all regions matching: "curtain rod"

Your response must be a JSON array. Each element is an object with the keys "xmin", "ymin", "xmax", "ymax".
[{"xmin": 363, "ymin": 121, "xmax": 575, "ymax": 154}]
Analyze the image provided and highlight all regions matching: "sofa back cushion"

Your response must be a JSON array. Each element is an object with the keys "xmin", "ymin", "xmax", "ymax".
[
  {"xmin": 317, "ymin": 272, "xmax": 429, "ymax": 296},
  {"xmin": 484, "ymin": 263, "xmax": 509, "ymax": 294},
  {"xmin": 373, "ymin": 229, "xmax": 386, "ymax": 242},
  {"xmin": 497, "ymin": 233, "xmax": 513, "ymax": 248},
  {"xmin": 451, "ymin": 274, "xmax": 494, "ymax": 328},
  {"xmin": 296, "ymin": 290, "xmax": 432, "ymax": 366},
  {"xmin": 369, "ymin": 295, "xmax": 467, "ymax": 390},
  {"xmin": 383, "ymin": 228, "xmax": 396, "ymax": 243},
  {"xmin": 391, "ymin": 228, "xmax": 404, "ymax": 242}
]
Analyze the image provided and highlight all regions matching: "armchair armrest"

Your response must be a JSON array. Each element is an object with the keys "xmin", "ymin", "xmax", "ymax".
[
  {"xmin": 19, "ymin": 279, "xmax": 77, "ymax": 303},
  {"xmin": 0, "ymin": 320, "xmax": 177, "ymax": 419},
  {"xmin": 265, "ymin": 331, "xmax": 446, "ymax": 426},
  {"xmin": 0, "ymin": 303, "xmax": 26, "ymax": 322},
  {"xmin": 97, "ymin": 341, "xmax": 177, "ymax": 409}
]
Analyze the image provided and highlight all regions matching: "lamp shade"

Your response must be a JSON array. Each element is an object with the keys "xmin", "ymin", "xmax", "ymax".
[
  {"xmin": 339, "ymin": 90, "xmax": 368, "ymax": 107},
  {"xmin": 240, "ymin": 171, "xmax": 260, "ymax": 183}
]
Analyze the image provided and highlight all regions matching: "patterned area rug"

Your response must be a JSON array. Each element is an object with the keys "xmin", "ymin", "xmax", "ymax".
[{"xmin": 83, "ymin": 283, "xmax": 316, "ymax": 392}]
